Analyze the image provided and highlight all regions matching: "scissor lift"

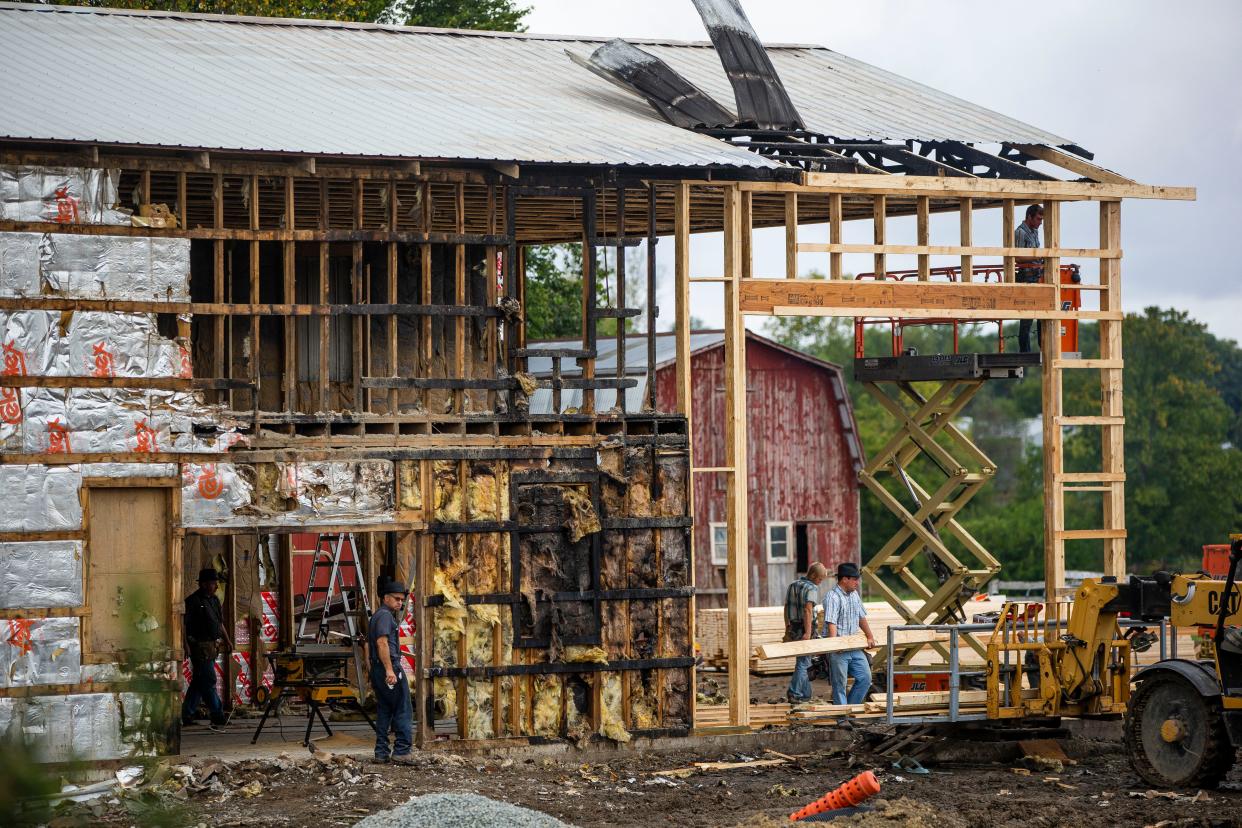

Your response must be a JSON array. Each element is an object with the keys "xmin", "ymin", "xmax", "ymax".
[{"xmin": 854, "ymin": 264, "xmax": 1072, "ymax": 673}]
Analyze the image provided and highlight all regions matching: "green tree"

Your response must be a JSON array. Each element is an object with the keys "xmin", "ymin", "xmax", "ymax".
[{"xmin": 388, "ymin": 0, "xmax": 529, "ymax": 29}]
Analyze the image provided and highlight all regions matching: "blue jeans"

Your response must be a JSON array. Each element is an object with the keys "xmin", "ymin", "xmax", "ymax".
[
  {"xmin": 829, "ymin": 650, "xmax": 872, "ymax": 706},
  {"xmin": 789, "ymin": 655, "xmax": 813, "ymax": 701},
  {"xmin": 370, "ymin": 664, "xmax": 412, "ymax": 759},
  {"xmin": 182, "ymin": 656, "xmax": 225, "ymax": 724}
]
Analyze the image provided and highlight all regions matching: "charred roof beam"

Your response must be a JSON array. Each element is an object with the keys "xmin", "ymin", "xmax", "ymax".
[{"xmin": 918, "ymin": 140, "xmax": 1055, "ymax": 181}]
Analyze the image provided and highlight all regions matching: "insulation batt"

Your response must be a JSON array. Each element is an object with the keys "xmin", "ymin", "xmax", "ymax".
[
  {"xmin": 0, "ymin": 231, "xmax": 190, "ymax": 301},
  {"xmin": 180, "ymin": 463, "xmax": 254, "ymax": 527},
  {"xmin": 0, "ymin": 166, "xmax": 129, "ymax": 225},
  {"xmin": 0, "ymin": 693, "xmax": 125, "ymax": 762},
  {"xmin": 1, "ymin": 617, "xmax": 81, "ymax": 687},
  {"xmin": 0, "ymin": 540, "xmax": 82, "ymax": 609},
  {"xmin": 0, "ymin": 311, "xmax": 183, "ymax": 377},
  {"xmin": 0, "ymin": 465, "xmax": 82, "ymax": 531}
]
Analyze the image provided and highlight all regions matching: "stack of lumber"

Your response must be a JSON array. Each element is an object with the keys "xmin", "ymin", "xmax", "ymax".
[
  {"xmin": 697, "ymin": 607, "xmax": 802, "ymax": 674},
  {"xmin": 693, "ymin": 703, "xmax": 791, "ymax": 730}
]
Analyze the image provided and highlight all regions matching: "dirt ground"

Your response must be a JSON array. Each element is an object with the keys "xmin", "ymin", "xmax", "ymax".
[{"xmin": 37, "ymin": 722, "xmax": 1242, "ymax": 828}]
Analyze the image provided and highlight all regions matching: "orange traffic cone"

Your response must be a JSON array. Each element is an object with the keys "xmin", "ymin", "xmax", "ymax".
[{"xmin": 788, "ymin": 770, "xmax": 881, "ymax": 821}]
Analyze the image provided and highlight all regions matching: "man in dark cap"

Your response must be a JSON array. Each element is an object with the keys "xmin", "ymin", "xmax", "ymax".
[
  {"xmin": 365, "ymin": 578, "xmax": 412, "ymax": 764},
  {"xmin": 822, "ymin": 562, "xmax": 875, "ymax": 706},
  {"xmin": 182, "ymin": 568, "xmax": 231, "ymax": 729}
]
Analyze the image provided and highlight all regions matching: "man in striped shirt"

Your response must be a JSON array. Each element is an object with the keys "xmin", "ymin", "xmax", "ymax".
[{"xmin": 822, "ymin": 562, "xmax": 876, "ymax": 706}]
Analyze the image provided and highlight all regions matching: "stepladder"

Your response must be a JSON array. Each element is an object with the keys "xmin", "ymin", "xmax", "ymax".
[{"xmin": 296, "ymin": 532, "xmax": 372, "ymax": 690}]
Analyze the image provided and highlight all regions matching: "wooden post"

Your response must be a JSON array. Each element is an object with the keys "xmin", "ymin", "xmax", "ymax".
[
  {"xmin": 1002, "ymin": 199, "xmax": 1016, "ymax": 283},
  {"xmin": 722, "ymin": 184, "xmax": 749, "ymax": 728},
  {"xmin": 1041, "ymin": 200, "xmax": 1065, "ymax": 598},
  {"xmin": 829, "ymin": 192, "xmax": 843, "ymax": 279},
  {"xmin": 959, "ymin": 197, "xmax": 973, "ymax": 283},
  {"xmin": 283, "ymin": 176, "xmax": 296, "ymax": 412},
  {"xmin": 674, "ymin": 184, "xmax": 692, "ymax": 418},
  {"xmin": 916, "ymin": 196, "xmax": 930, "ymax": 281},
  {"xmin": 784, "ymin": 193, "xmax": 797, "ymax": 279},
  {"xmin": 872, "ymin": 195, "xmax": 886, "ymax": 279},
  {"xmin": 1099, "ymin": 200, "xmax": 1126, "ymax": 577}
]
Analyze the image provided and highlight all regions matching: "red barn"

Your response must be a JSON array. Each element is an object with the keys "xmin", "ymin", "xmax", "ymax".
[{"xmin": 529, "ymin": 330, "xmax": 862, "ymax": 608}]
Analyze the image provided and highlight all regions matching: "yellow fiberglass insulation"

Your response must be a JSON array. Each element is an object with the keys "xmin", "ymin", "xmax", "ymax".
[
  {"xmin": 466, "ymin": 467, "xmax": 502, "ymax": 521},
  {"xmin": 562, "ymin": 645, "xmax": 608, "ymax": 664},
  {"xmin": 396, "ymin": 461, "xmax": 422, "ymax": 511},
  {"xmin": 532, "ymin": 675, "xmax": 562, "ymax": 737},
  {"xmin": 433, "ymin": 460, "xmax": 461, "ymax": 521},
  {"xmin": 599, "ymin": 672, "xmax": 631, "ymax": 743},
  {"xmin": 561, "ymin": 486, "xmax": 601, "ymax": 543},
  {"xmin": 432, "ymin": 607, "xmax": 458, "ymax": 716},
  {"xmin": 464, "ymin": 604, "xmax": 504, "ymax": 739},
  {"xmin": 630, "ymin": 675, "xmax": 660, "ymax": 730}
]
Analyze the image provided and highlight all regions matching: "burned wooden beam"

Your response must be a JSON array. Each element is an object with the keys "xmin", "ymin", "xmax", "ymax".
[
  {"xmin": 573, "ymin": 39, "xmax": 734, "ymax": 129},
  {"xmin": 691, "ymin": 0, "xmax": 804, "ymax": 130}
]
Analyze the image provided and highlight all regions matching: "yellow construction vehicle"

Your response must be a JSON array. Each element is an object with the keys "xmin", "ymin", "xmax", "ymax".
[{"xmin": 984, "ymin": 538, "xmax": 1242, "ymax": 788}]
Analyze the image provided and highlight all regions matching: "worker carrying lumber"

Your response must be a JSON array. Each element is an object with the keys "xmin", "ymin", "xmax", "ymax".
[
  {"xmin": 1015, "ymin": 203, "xmax": 1044, "ymax": 353},
  {"xmin": 784, "ymin": 562, "xmax": 828, "ymax": 704},
  {"xmin": 822, "ymin": 562, "xmax": 876, "ymax": 706},
  {"xmin": 365, "ymin": 578, "xmax": 413, "ymax": 764},
  {"xmin": 182, "ymin": 567, "xmax": 231, "ymax": 731}
]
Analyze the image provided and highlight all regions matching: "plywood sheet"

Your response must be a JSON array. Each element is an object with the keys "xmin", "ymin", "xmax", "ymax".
[{"xmin": 87, "ymin": 487, "xmax": 169, "ymax": 656}]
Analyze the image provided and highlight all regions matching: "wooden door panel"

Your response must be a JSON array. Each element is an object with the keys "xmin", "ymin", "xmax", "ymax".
[{"xmin": 88, "ymin": 488, "xmax": 170, "ymax": 656}]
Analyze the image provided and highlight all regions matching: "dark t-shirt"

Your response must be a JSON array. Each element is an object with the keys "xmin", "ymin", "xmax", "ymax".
[
  {"xmin": 367, "ymin": 606, "xmax": 401, "ymax": 668},
  {"xmin": 184, "ymin": 589, "xmax": 224, "ymax": 644}
]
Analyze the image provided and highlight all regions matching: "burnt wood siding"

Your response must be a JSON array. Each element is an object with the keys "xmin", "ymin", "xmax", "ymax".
[{"xmin": 656, "ymin": 338, "xmax": 860, "ymax": 608}]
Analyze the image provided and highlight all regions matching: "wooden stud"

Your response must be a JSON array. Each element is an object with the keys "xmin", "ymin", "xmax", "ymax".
[
  {"xmin": 176, "ymin": 171, "xmax": 187, "ymax": 230},
  {"xmin": 318, "ymin": 242, "xmax": 330, "ymax": 412},
  {"xmin": 1099, "ymin": 200, "xmax": 1125, "ymax": 577},
  {"xmin": 959, "ymin": 197, "xmax": 973, "ymax": 282},
  {"xmin": 250, "ymin": 176, "xmax": 260, "ymax": 417},
  {"xmin": 722, "ymin": 184, "xmax": 749, "ymax": 728},
  {"xmin": 872, "ymin": 195, "xmax": 886, "ymax": 279},
  {"xmin": 916, "ymin": 195, "xmax": 930, "ymax": 281},
  {"xmin": 829, "ymin": 192, "xmax": 843, "ymax": 279},
  {"xmin": 454, "ymin": 183, "xmax": 466, "ymax": 415},
  {"xmin": 1041, "ymin": 199, "xmax": 1065, "ymax": 598},
  {"xmin": 674, "ymin": 184, "xmax": 691, "ymax": 418},
  {"xmin": 740, "ymin": 191, "xmax": 753, "ymax": 281},
  {"xmin": 1002, "ymin": 199, "xmax": 1016, "ymax": 282},
  {"xmin": 283, "ymin": 176, "xmax": 296, "ymax": 412},
  {"xmin": 784, "ymin": 192, "xmax": 797, "ymax": 279}
]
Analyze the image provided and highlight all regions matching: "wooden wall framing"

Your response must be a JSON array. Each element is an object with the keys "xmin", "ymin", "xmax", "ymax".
[{"xmin": 675, "ymin": 174, "xmax": 1192, "ymax": 728}]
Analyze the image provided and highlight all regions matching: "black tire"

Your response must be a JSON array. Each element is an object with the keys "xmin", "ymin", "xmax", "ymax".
[{"xmin": 1124, "ymin": 672, "xmax": 1235, "ymax": 789}]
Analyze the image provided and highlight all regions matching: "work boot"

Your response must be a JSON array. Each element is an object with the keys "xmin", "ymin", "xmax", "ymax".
[
  {"xmin": 391, "ymin": 754, "xmax": 416, "ymax": 766},
  {"xmin": 372, "ymin": 756, "xmax": 391, "ymax": 765}
]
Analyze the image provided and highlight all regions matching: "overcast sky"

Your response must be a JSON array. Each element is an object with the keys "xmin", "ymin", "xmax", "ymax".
[{"xmin": 527, "ymin": 0, "xmax": 1242, "ymax": 339}]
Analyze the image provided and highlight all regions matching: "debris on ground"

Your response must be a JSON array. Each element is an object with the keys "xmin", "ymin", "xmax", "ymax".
[{"xmin": 352, "ymin": 792, "xmax": 570, "ymax": 828}]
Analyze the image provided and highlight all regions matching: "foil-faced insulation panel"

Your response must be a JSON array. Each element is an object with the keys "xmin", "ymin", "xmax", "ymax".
[
  {"xmin": 0, "ymin": 540, "xmax": 82, "ymax": 609},
  {"xmin": 1, "ymin": 617, "xmax": 81, "ymax": 687},
  {"xmin": 0, "ymin": 166, "xmax": 128, "ymax": 225},
  {"xmin": 0, "ymin": 231, "xmax": 190, "ymax": 301},
  {"xmin": 0, "ymin": 465, "xmax": 82, "ymax": 531}
]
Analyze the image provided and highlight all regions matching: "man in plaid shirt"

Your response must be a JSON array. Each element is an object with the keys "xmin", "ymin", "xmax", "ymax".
[{"xmin": 822, "ymin": 562, "xmax": 876, "ymax": 706}]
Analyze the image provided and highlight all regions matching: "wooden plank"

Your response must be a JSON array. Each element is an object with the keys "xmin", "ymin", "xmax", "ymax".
[
  {"xmin": 454, "ymin": 182, "xmax": 466, "ymax": 414},
  {"xmin": 784, "ymin": 193, "xmax": 797, "ymax": 279},
  {"xmin": 1008, "ymin": 144, "xmax": 1136, "ymax": 185},
  {"xmin": 916, "ymin": 196, "xmax": 930, "ymax": 281},
  {"xmin": 722, "ymin": 185, "xmax": 749, "ymax": 729},
  {"xmin": 1056, "ymin": 529, "xmax": 1127, "ymax": 540},
  {"xmin": 1099, "ymin": 199, "xmax": 1126, "ymax": 578},
  {"xmin": 829, "ymin": 192, "xmax": 843, "ymax": 279},
  {"xmin": 1002, "ymin": 200, "xmax": 1016, "ymax": 282},
  {"xmin": 85, "ymin": 488, "xmax": 169, "ymax": 659},
  {"xmin": 282, "ymin": 179, "xmax": 296, "ymax": 412},
  {"xmin": 959, "ymin": 197, "xmax": 973, "ymax": 282},
  {"xmin": 793, "ymin": 172, "xmax": 1196, "ymax": 201},
  {"xmin": 674, "ymin": 184, "xmax": 692, "ymax": 418},
  {"xmin": 872, "ymin": 195, "xmax": 886, "ymax": 279},
  {"xmin": 756, "ymin": 630, "xmax": 949, "ymax": 660},
  {"xmin": 318, "ymin": 242, "xmax": 330, "ymax": 412},
  {"xmin": 796, "ymin": 243, "xmax": 1119, "ymax": 259},
  {"xmin": 741, "ymin": 278, "xmax": 1054, "ymax": 315},
  {"xmin": 1057, "ymin": 415, "xmax": 1124, "ymax": 426},
  {"xmin": 1042, "ymin": 200, "xmax": 1065, "ymax": 599}
]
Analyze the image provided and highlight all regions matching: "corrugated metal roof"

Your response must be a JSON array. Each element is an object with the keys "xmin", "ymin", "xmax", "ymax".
[{"xmin": 0, "ymin": 4, "xmax": 1072, "ymax": 168}]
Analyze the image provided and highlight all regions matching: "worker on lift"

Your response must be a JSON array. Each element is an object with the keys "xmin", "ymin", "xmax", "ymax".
[{"xmin": 1015, "ymin": 203, "xmax": 1044, "ymax": 352}]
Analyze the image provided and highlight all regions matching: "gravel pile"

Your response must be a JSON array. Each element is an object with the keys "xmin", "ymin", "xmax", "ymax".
[{"xmin": 353, "ymin": 792, "xmax": 574, "ymax": 828}]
